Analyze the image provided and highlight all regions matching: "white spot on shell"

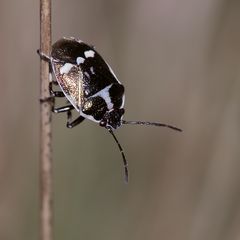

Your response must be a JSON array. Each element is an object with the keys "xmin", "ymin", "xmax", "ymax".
[
  {"xmin": 60, "ymin": 63, "xmax": 74, "ymax": 74},
  {"xmin": 91, "ymin": 84, "xmax": 113, "ymax": 110},
  {"xmin": 77, "ymin": 57, "xmax": 85, "ymax": 65},
  {"xmin": 84, "ymin": 50, "xmax": 95, "ymax": 58}
]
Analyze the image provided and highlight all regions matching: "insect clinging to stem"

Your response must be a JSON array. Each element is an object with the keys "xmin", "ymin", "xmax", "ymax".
[{"xmin": 38, "ymin": 37, "xmax": 182, "ymax": 183}]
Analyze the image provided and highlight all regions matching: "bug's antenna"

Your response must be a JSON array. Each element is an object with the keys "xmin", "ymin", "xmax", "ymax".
[
  {"xmin": 122, "ymin": 120, "xmax": 182, "ymax": 132},
  {"xmin": 107, "ymin": 128, "xmax": 129, "ymax": 183}
]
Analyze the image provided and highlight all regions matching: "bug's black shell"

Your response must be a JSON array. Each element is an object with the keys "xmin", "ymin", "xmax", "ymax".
[
  {"xmin": 51, "ymin": 38, "xmax": 125, "ymax": 121},
  {"xmin": 52, "ymin": 38, "xmax": 121, "ymax": 96},
  {"xmin": 52, "ymin": 39, "xmax": 90, "ymax": 64}
]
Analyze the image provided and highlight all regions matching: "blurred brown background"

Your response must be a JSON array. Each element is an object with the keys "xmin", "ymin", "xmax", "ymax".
[{"xmin": 1, "ymin": 0, "xmax": 240, "ymax": 240}]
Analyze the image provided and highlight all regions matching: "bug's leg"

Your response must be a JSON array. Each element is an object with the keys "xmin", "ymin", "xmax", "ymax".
[
  {"xmin": 51, "ymin": 91, "xmax": 65, "ymax": 97},
  {"xmin": 51, "ymin": 80, "xmax": 59, "ymax": 86},
  {"xmin": 66, "ymin": 111, "xmax": 85, "ymax": 128},
  {"xmin": 37, "ymin": 49, "xmax": 51, "ymax": 62},
  {"xmin": 53, "ymin": 105, "xmax": 74, "ymax": 113},
  {"xmin": 40, "ymin": 83, "xmax": 62, "ymax": 104},
  {"xmin": 37, "ymin": 49, "xmax": 56, "ymax": 103},
  {"xmin": 39, "ymin": 82, "xmax": 55, "ymax": 103},
  {"xmin": 49, "ymin": 82, "xmax": 65, "ymax": 98}
]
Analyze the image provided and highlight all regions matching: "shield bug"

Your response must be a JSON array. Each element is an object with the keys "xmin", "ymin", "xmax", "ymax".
[{"xmin": 38, "ymin": 37, "xmax": 182, "ymax": 183}]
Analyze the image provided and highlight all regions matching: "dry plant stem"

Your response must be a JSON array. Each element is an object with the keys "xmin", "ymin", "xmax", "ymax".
[{"xmin": 40, "ymin": 0, "xmax": 53, "ymax": 240}]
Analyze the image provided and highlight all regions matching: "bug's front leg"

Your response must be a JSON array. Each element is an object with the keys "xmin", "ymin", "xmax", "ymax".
[
  {"xmin": 38, "ymin": 49, "xmax": 57, "ymax": 104},
  {"xmin": 37, "ymin": 49, "xmax": 51, "ymax": 62},
  {"xmin": 37, "ymin": 49, "xmax": 57, "ymax": 86},
  {"xmin": 66, "ymin": 111, "xmax": 85, "ymax": 128}
]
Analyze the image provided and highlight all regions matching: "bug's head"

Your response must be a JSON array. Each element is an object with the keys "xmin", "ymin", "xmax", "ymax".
[{"xmin": 99, "ymin": 108, "xmax": 125, "ymax": 130}]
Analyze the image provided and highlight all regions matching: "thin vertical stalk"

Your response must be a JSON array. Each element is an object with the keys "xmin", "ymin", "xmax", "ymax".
[{"xmin": 40, "ymin": 1, "xmax": 53, "ymax": 240}]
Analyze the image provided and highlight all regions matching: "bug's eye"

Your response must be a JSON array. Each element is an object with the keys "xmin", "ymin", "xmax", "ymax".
[{"xmin": 99, "ymin": 120, "xmax": 107, "ymax": 127}]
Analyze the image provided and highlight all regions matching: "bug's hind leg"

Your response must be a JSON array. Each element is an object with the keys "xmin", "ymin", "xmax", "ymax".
[
  {"xmin": 52, "ymin": 104, "xmax": 85, "ymax": 128},
  {"xmin": 66, "ymin": 111, "xmax": 85, "ymax": 128}
]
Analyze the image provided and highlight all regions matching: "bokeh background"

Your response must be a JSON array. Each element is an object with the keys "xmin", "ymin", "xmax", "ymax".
[{"xmin": 1, "ymin": 0, "xmax": 240, "ymax": 240}]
